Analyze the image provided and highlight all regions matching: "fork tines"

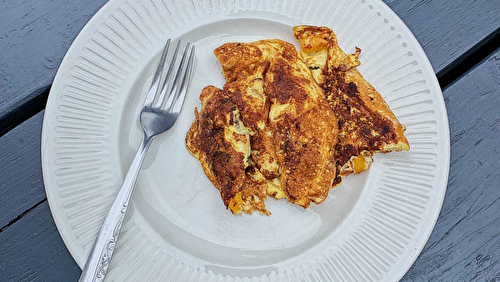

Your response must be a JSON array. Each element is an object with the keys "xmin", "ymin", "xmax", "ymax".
[{"xmin": 145, "ymin": 39, "xmax": 195, "ymax": 113}]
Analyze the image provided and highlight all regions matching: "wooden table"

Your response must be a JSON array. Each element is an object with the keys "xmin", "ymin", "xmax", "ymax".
[{"xmin": 1, "ymin": 0, "xmax": 499, "ymax": 280}]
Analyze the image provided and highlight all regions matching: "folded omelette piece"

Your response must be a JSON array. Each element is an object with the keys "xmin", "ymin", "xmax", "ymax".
[
  {"xmin": 185, "ymin": 86, "xmax": 270, "ymax": 215},
  {"xmin": 264, "ymin": 42, "xmax": 338, "ymax": 208},
  {"xmin": 214, "ymin": 40, "xmax": 283, "ymax": 181},
  {"xmin": 293, "ymin": 26, "xmax": 410, "ymax": 186}
]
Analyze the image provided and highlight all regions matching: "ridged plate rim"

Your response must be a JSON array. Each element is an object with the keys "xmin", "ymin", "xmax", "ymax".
[{"xmin": 41, "ymin": 0, "xmax": 450, "ymax": 281}]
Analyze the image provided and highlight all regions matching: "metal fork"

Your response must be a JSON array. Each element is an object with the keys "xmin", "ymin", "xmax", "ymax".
[{"xmin": 78, "ymin": 39, "xmax": 195, "ymax": 282}]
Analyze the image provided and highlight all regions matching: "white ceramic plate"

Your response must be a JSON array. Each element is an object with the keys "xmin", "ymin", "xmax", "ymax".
[{"xmin": 42, "ymin": 0, "xmax": 450, "ymax": 281}]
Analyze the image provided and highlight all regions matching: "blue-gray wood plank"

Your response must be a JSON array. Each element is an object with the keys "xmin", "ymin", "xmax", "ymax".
[
  {"xmin": 0, "ymin": 0, "xmax": 108, "ymax": 116},
  {"xmin": 0, "ymin": 111, "xmax": 45, "ymax": 228},
  {"xmin": 400, "ymin": 48, "xmax": 500, "ymax": 281},
  {"xmin": 385, "ymin": 0, "xmax": 500, "ymax": 73},
  {"xmin": 0, "ymin": 201, "xmax": 81, "ymax": 281}
]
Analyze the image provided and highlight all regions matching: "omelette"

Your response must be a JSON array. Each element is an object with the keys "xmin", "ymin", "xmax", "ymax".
[
  {"xmin": 185, "ymin": 86, "xmax": 270, "ymax": 215},
  {"xmin": 187, "ymin": 39, "xmax": 338, "ymax": 213},
  {"xmin": 264, "ymin": 42, "xmax": 338, "ymax": 208},
  {"xmin": 185, "ymin": 26, "xmax": 409, "ymax": 215},
  {"xmin": 214, "ymin": 40, "xmax": 283, "ymax": 181},
  {"xmin": 293, "ymin": 26, "xmax": 410, "ymax": 186}
]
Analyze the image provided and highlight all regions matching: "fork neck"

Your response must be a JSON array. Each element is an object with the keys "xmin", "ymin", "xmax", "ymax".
[{"xmin": 141, "ymin": 133, "xmax": 155, "ymax": 153}]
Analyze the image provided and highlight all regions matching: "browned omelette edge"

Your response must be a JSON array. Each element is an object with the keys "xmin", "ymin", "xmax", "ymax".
[{"xmin": 293, "ymin": 25, "xmax": 410, "ymax": 186}]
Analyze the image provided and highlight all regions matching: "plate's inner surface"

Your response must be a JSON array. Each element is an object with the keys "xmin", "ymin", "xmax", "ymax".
[{"xmin": 118, "ymin": 19, "xmax": 369, "ymax": 270}]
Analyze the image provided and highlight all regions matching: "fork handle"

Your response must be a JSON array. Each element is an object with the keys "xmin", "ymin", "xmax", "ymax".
[{"xmin": 78, "ymin": 136, "xmax": 152, "ymax": 282}]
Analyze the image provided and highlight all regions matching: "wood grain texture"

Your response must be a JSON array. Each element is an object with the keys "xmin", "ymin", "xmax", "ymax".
[
  {"xmin": 384, "ymin": 0, "xmax": 500, "ymax": 73},
  {"xmin": 0, "ymin": 201, "xmax": 81, "ymax": 282},
  {"xmin": 0, "ymin": 111, "xmax": 45, "ymax": 228},
  {"xmin": 401, "ymin": 48, "xmax": 500, "ymax": 281},
  {"xmin": 0, "ymin": 0, "xmax": 108, "ymax": 118}
]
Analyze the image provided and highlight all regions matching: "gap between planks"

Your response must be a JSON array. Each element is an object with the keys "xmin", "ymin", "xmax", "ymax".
[
  {"xmin": 437, "ymin": 26, "xmax": 500, "ymax": 90},
  {"xmin": 0, "ymin": 198, "xmax": 47, "ymax": 233}
]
